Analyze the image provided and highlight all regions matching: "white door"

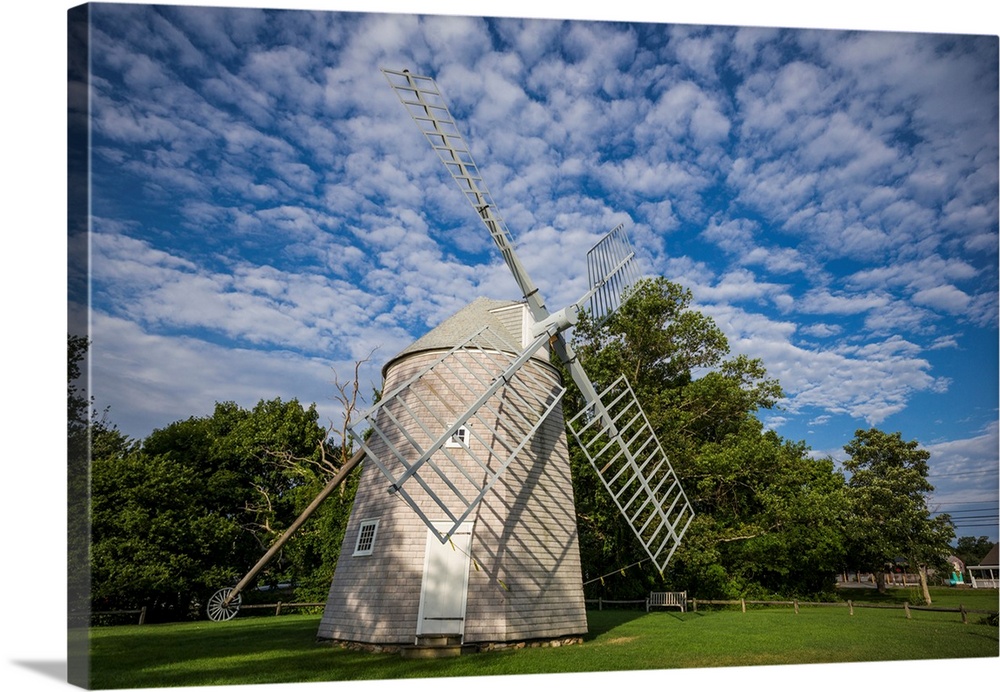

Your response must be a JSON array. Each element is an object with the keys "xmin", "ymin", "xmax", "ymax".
[{"xmin": 416, "ymin": 522, "xmax": 473, "ymax": 637}]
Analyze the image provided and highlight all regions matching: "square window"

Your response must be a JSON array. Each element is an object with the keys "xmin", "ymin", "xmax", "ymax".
[
  {"xmin": 353, "ymin": 519, "xmax": 379, "ymax": 556},
  {"xmin": 445, "ymin": 425, "xmax": 469, "ymax": 448}
]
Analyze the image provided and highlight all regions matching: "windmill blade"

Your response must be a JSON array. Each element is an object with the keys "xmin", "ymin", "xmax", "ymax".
[
  {"xmin": 349, "ymin": 325, "xmax": 566, "ymax": 543},
  {"xmin": 554, "ymin": 226, "xmax": 692, "ymax": 575},
  {"xmin": 566, "ymin": 375, "xmax": 695, "ymax": 574},
  {"xmin": 585, "ymin": 223, "xmax": 640, "ymax": 326},
  {"xmin": 382, "ymin": 68, "xmax": 548, "ymax": 323}
]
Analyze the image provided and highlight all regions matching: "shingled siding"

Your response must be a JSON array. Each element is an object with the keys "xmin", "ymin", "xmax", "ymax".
[
  {"xmin": 316, "ymin": 462, "xmax": 425, "ymax": 643},
  {"xmin": 317, "ymin": 353, "xmax": 429, "ymax": 643},
  {"xmin": 318, "ymin": 301, "xmax": 587, "ymax": 646},
  {"xmin": 463, "ymin": 397, "xmax": 588, "ymax": 643}
]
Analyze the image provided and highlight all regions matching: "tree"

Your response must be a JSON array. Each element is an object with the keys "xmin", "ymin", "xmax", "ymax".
[
  {"xmin": 68, "ymin": 335, "xmax": 91, "ymax": 623},
  {"xmin": 573, "ymin": 277, "xmax": 730, "ymax": 392},
  {"xmin": 67, "ymin": 334, "xmax": 89, "ymax": 444},
  {"xmin": 88, "ymin": 349, "xmax": 375, "ymax": 620},
  {"xmin": 140, "ymin": 399, "xmax": 335, "ymax": 587},
  {"xmin": 90, "ymin": 447, "xmax": 241, "ymax": 617},
  {"xmin": 842, "ymin": 428, "xmax": 955, "ymax": 604},
  {"xmin": 566, "ymin": 277, "xmax": 847, "ymax": 599},
  {"xmin": 89, "ymin": 397, "xmax": 359, "ymax": 619},
  {"xmin": 674, "ymin": 420, "xmax": 848, "ymax": 598},
  {"xmin": 954, "ymin": 536, "xmax": 996, "ymax": 568}
]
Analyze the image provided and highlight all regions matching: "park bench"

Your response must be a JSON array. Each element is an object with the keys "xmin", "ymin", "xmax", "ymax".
[{"xmin": 646, "ymin": 591, "xmax": 687, "ymax": 612}]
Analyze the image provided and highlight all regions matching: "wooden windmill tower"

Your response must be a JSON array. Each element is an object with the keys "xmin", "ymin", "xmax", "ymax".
[
  {"xmin": 314, "ymin": 69, "xmax": 695, "ymax": 652},
  {"xmin": 317, "ymin": 297, "xmax": 585, "ymax": 647}
]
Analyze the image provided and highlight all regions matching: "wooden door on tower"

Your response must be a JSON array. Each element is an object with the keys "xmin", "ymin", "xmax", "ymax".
[{"xmin": 416, "ymin": 522, "xmax": 473, "ymax": 637}]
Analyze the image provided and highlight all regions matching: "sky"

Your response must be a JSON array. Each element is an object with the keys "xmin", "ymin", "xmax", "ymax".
[
  {"xmin": 72, "ymin": 2, "xmax": 999, "ymax": 542},
  {"xmin": 2, "ymin": 2, "xmax": 997, "ymax": 692}
]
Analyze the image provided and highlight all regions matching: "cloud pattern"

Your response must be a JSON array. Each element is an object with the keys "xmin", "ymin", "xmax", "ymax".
[{"xmin": 79, "ymin": 5, "xmax": 997, "ymax": 529}]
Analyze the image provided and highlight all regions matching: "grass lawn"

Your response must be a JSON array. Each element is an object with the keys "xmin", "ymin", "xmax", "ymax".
[{"xmin": 86, "ymin": 587, "xmax": 998, "ymax": 689}]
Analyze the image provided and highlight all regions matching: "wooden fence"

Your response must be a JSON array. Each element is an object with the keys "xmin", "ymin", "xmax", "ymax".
[
  {"xmin": 585, "ymin": 596, "xmax": 997, "ymax": 624},
  {"xmin": 89, "ymin": 601, "xmax": 326, "ymax": 626},
  {"xmin": 93, "ymin": 598, "xmax": 997, "ymax": 627}
]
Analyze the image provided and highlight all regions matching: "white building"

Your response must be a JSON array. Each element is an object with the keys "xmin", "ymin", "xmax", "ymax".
[{"xmin": 967, "ymin": 544, "xmax": 999, "ymax": 589}]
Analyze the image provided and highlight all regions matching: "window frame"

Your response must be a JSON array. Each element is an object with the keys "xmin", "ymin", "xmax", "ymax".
[
  {"xmin": 445, "ymin": 425, "xmax": 470, "ymax": 449},
  {"xmin": 353, "ymin": 519, "xmax": 379, "ymax": 556}
]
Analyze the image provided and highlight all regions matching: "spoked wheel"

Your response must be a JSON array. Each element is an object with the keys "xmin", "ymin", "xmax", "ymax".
[{"xmin": 207, "ymin": 587, "xmax": 242, "ymax": 622}]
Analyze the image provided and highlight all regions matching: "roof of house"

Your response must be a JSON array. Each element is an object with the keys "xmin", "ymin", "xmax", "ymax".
[{"xmin": 976, "ymin": 543, "xmax": 999, "ymax": 567}]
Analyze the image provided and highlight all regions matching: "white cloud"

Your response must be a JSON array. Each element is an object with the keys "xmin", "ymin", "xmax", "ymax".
[
  {"xmin": 848, "ymin": 256, "xmax": 979, "ymax": 292},
  {"xmin": 703, "ymin": 303, "xmax": 950, "ymax": 426},
  {"xmin": 90, "ymin": 311, "xmax": 385, "ymax": 440},
  {"xmin": 924, "ymin": 421, "xmax": 1000, "ymax": 506},
  {"xmin": 693, "ymin": 268, "xmax": 790, "ymax": 306},
  {"xmin": 640, "ymin": 81, "xmax": 730, "ymax": 147},
  {"xmin": 797, "ymin": 289, "xmax": 889, "ymax": 315},
  {"xmin": 90, "ymin": 228, "xmax": 425, "ymax": 361},
  {"xmin": 799, "ymin": 322, "xmax": 842, "ymax": 339},
  {"xmin": 701, "ymin": 215, "xmax": 811, "ymax": 275},
  {"xmin": 911, "ymin": 284, "xmax": 972, "ymax": 314}
]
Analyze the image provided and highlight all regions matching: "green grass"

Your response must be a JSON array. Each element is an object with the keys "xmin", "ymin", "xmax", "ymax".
[{"xmin": 87, "ymin": 588, "xmax": 998, "ymax": 689}]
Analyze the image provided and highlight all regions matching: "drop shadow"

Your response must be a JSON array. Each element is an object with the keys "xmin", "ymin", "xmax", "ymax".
[{"xmin": 11, "ymin": 659, "xmax": 67, "ymax": 682}]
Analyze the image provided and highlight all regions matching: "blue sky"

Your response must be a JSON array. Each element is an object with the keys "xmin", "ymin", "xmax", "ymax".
[{"xmin": 71, "ymin": 2, "xmax": 1000, "ymax": 542}]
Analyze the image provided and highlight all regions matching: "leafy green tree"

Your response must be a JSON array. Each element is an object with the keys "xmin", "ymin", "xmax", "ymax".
[
  {"xmin": 954, "ymin": 536, "xmax": 996, "ymax": 567},
  {"xmin": 274, "ymin": 462, "xmax": 361, "ymax": 601},
  {"xmin": 575, "ymin": 277, "xmax": 729, "ymax": 391},
  {"xmin": 571, "ymin": 278, "xmax": 782, "ymax": 467},
  {"xmin": 67, "ymin": 334, "xmax": 89, "ymax": 444},
  {"xmin": 140, "ymin": 399, "xmax": 329, "ymax": 583},
  {"xmin": 567, "ymin": 278, "xmax": 847, "ymax": 599},
  {"xmin": 89, "ymin": 397, "xmax": 359, "ymax": 619},
  {"xmin": 68, "ymin": 334, "xmax": 91, "ymax": 624},
  {"xmin": 674, "ymin": 421, "xmax": 847, "ymax": 599},
  {"xmin": 90, "ymin": 447, "xmax": 241, "ymax": 618},
  {"xmin": 842, "ymin": 428, "xmax": 955, "ymax": 603}
]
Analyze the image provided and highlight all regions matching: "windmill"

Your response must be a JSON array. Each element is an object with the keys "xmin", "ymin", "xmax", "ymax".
[
  {"xmin": 313, "ymin": 69, "xmax": 694, "ymax": 650},
  {"xmin": 208, "ymin": 68, "xmax": 694, "ymax": 650}
]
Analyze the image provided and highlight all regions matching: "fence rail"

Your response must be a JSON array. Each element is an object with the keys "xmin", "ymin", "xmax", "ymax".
[
  {"xmin": 237, "ymin": 601, "xmax": 325, "ymax": 615},
  {"xmin": 87, "ymin": 601, "xmax": 326, "ymax": 625},
  {"xmin": 91, "ymin": 598, "xmax": 997, "ymax": 627},
  {"xmin": 584, "ymin": 596, "xmax": 996, "ymax": 624}
]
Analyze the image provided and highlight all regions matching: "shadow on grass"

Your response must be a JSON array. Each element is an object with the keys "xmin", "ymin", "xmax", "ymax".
[
  {"xmin": 583, "ymin": 607, "xmax": 702, "ymax": 641},
  {"xmin": 834, "ymin": 588, "xmax": 910, "ymax": 605},
  {"xmin": 90, "ymin": 616, "xmax": 361, "ymax": 687},
  {"xmin": 582, "ymin": 608, "xmax": 646, "ymax": 639}
]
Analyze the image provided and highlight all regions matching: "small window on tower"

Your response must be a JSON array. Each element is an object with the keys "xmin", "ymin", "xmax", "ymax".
[
  {"xmin": 353, "ymin": 519, "xmax": 379, "ymax": 556},
  {"xmin": 445, "ymin": 425, "xmax": 470, "ymax": 448},
  {"xmin": 444, "ymin": 425, "xmax": 469, "ymax": 447}
]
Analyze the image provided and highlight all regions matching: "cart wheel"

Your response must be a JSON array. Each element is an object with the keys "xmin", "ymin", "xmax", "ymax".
[{"xmin": 207, "ymin": 588, "xmax": 241, "ymax": 621}]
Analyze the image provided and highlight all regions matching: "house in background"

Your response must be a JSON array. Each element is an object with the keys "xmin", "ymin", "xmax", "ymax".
[{"xmin": 966, "ymin": 544, "xmax": 999, "ymax": 589}]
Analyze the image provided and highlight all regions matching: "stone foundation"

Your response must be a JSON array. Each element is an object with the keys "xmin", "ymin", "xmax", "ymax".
[{"xmin": 320, "ymin": 634, "xmax": 585, "ymax": 655}]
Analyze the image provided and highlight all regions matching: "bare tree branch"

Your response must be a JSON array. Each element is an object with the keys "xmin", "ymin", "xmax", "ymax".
[{"xmin": 259, "ymin": 349, "xmax": 378, "ymax": 497}]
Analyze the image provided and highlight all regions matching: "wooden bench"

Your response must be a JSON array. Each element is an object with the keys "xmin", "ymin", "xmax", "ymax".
[{"xmin": 646, "ymin": 591, "xmax": 687, "ymax": 612}]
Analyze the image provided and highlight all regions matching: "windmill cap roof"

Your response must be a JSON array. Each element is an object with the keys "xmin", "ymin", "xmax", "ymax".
[{"xmin": 382, "ymin": 297, "xmax": 529, "ymax": 377}]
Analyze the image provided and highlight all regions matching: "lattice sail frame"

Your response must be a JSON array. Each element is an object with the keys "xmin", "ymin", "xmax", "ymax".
[
  {"xmin": 348, "ymin": 326, "xmax": 566, "ymax": 543},
  {"xmin": 568, "ymin": 376, "xmax": 695, "ymax": 574},
  {"xmin": 382, "ymin": 68, "xmax": 544, "ymax": 317},
  {"xmin": 586, "ymin": 223, "xmax": 640, "ymax": 326}
]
